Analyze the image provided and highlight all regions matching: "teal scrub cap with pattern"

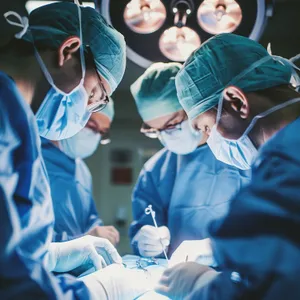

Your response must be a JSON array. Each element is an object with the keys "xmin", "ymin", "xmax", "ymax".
[
  {"xmin": 24, "ymin": 2, "xmax": 126, "ymax": 95},
  {"xmin": 176, "ymin": 33, "xmax": 293, "ymax": 120},
  {"xmin": 131, "ymin": 62, "xmax": 183, "ymax": 122}
]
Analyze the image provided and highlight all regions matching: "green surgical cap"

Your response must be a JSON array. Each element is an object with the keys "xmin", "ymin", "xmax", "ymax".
[
  {"xmin": 130, "ymin": 62, "xmax": 183, "ymax": 122},
  {"xmin": 24, "ymin": 2, "xmax": 126, "ymax": 95},
  {"xmin": 100, "ymin": 98, "xmax": 114, "ymax": 121},
  {"xmin": 176, "ymin": 33, "xmax": 293, "ymax": 120}
]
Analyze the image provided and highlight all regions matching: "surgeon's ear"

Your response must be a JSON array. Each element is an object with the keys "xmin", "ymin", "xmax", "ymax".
[
  {"xmin": 58, "ymin": 36, "xmax": 81, "ymax": 67},
  {"xmin": 223, "ymin": 86, "xmax": 249, "ymax": 119}
]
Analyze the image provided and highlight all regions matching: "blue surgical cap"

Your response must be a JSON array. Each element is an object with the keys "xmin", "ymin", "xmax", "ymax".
[
  {"xmin": 24, "ymin": 2, "xmax": 126, "ymax": 95},
  {"xmin": 131, "ymin": 62, "xmax": 183, "ymax": 122},
  {"xmin": 176, "ymin": 33, "xmax": 293, "ymax": 120},
  {"xmin": 100, "ymin": 98, "xmax": 114, "ymax": 121}
]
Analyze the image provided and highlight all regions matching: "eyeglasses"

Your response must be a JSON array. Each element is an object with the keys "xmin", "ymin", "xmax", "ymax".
[
  {"xmin": 87, "ymin": 74, "xmax": 109, "ymax": 113},
  {"xmin": 86, "ymin": 47, "xmax": 109, "ymax": 113},
  {"xmin": 140, "ymin": 121, "xmax": 183, "ymax": 139},
  {"xmin": 100, "ymin": 132, "xmax": 111, "ymax": 145}
]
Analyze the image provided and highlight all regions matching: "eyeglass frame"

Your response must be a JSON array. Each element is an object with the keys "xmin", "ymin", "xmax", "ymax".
[
  {"xmin": 140, "ymin": 115, "xmax": 188, "ymax": 139},
  {"xmin": 85, "ymin": 47, "xmax": 110, "ymax": 113}
]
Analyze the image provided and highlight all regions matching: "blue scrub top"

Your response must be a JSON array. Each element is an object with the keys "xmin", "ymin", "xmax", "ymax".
[
  {"xmin": 129, "ymin": 144, "xmax": 251, "ymax": 255},
  {"xmin": 0, "ymin": 72, "xmax": 90, "ymax": 299},
  {"xmin": 190, "ymin": 117, "xmax": 300, "ymax": 300},
  {"xmin": 41, "ymin": 139, "xmax": 103, "ymax": 242}
]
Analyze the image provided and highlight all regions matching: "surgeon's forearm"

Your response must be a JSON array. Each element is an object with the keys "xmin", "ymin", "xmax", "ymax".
[{"xmin": 187, "ymin": 272, "xmax": 241, "ymax": 300}]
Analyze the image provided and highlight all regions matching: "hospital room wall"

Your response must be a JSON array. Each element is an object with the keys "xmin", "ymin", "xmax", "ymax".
[{"xmin": 86, "ymin": 89, "xmax": 161, "ymax": 255}]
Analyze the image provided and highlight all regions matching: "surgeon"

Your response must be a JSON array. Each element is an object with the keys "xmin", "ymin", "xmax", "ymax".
[
  {"xmin": 42, "ymin": 100, "xmax": 120, "ymax": 245},
  {"xmin": 0, "ymin": 2, "xmax": 149, "ymax": 299},
  {"xmin": 156, "ymin": 33, "xmax": 300, "ymax": 300},
  {"xmin": 129, "ymin": 62, "xmax": 251, "ymax": 258}
]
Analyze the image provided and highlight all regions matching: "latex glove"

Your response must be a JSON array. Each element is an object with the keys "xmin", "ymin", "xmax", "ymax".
[
  {"xmin": 170, "ymin": 239, "xmax": 216, "ymax": 267},
  {"xmin": 155, "ymin": 262, "xmax": 219, "ymax": 300},
  {"xmin": 45, "ymin": 235, "xmax": 122, "ymax": 273},
  {"xmin": 133, "ymin": 225, "xmax": 170, "ymax": 257},
  {"xmin": 80, "ymin": 264, "xmax": 152, "ymax": 300},
  {"xmin": 88, "ymin": 225, "xmax": 120, "ymax": 246}
]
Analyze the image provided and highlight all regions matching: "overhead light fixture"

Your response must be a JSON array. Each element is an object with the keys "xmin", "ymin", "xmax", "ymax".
[
  {"xmin": 124, "ymin": 0, "xmax": 166, "ymax": 34},
  {"xmin": 197, "ymin": 0, "xmax": 242, "ymax": 35},
  {"xmin": 159, "ymin": 26, "xmax": 200, "ymax": 62},
  {"xmin": 159, "ymin": 0, "xmax": 200, "ymax": 62},
  {"xmin": 100, "ymin": 0, "xmax": 273, "ymax": 68}
]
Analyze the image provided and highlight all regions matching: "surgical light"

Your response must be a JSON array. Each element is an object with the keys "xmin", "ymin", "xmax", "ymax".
[
  {"xmin": 159, "ymin": 26, "xmax": 200, "ymax": 62},
  {"xmin": 124, "ymin": 0, "xmax": 167, "ymax": 34},
  {"xmin": 100, "ymin": 0, "xmax": 272, "ymax": 68},
  {"xmin": 197, "ymin": 0, "xmax": 243, "ymax": 35},
  {"xmin": 159, "ymin": 0, "xmax": 200, "ymax": 62}
]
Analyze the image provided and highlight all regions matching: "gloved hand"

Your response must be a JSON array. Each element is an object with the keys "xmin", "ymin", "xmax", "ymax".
[
  {"xmin": 133, "ymin": 225, "xmax": 170, "ymax": 257},
  {"xmin": 170, "ymin": 239, "xmax": 216, "ymax": 267},
  {"xmin": 45, "ymin": 235, "xmax": 122, "ymax": 273},
  {"xmin": 155, "ymin": 262, "xmax": 219, "ymax": 300},
  {"xmin": 80, "ymin": 264, "xmax": 152, "ymax": 300},
  {"xmin": 88, "ymin": 225, "xmax": 120, "ymax": 246}
]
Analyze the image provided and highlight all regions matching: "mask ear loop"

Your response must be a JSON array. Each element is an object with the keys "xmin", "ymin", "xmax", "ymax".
[
  {"xmin": 74, "ymin": 1, "xmax": 86, "ymax": 83},
  {"xmin": 216, "ymin": 53, "xmax": 300, "ymax": 140},
  {"xmin": 216, "ymin": 55, "xmax": 274, "ymax": 128},
  {"xmin": 244, "ymin": 97, "xmax": 300, "ymax": 137},
  {"xmin": 215, "ymin": 91, "xmax": 224, "ymax": 126}
]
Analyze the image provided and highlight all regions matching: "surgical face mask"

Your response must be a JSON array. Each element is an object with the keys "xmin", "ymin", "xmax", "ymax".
[
  {"xmin": 36, "ymin": 86, "xmax": 91, "ymax": 140},
  {"xmin": 207, "ymin": 124, "xmax": 257, "ymax": 170},
  {"xmin": 159, "ymin": 120, "xmax": 202, "ymax": 155},
  {"xmin": 59, "ymin": 127, "xmax": 101, "ymax": 159},
  {"xmin": 35, "ymin": 4, "xmax": 91, "ymax": 140},
  {"xmin": 207, "ymin": 55, "xmax": 300, "ymax": 170}
]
